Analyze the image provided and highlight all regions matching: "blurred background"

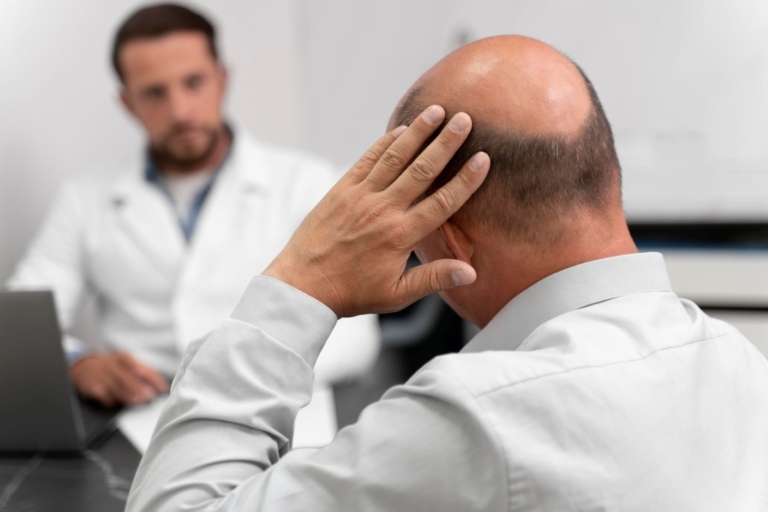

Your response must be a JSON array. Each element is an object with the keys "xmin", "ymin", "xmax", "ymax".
[{"xmin": 2, "ymin": 0, "xmax": 768, "ymax": 425}]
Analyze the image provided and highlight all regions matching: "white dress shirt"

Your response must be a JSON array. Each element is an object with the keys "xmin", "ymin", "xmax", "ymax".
[
  {"xmin": 160, "ymin": 169, "xmax": 216, "ymax": 227},
  {"xmin": 127, "ymin": 253, "xmax": 768, "ymax": 511}
]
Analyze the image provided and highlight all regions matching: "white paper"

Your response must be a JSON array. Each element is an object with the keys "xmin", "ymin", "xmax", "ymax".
[
  {"xmin": 118, "ymin": 384, "xmax": 338, "ymax": 454},
  {"xmin": 117, "ymin": 395, "xmax": 169, "ymax": 454},
  {"xmin": 293, "ymin": 384, "xmax": 338, "ymax": 449}
]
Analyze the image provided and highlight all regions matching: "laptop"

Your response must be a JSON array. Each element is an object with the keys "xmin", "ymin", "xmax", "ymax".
[{"xmin": 0, "ymin": 290, "xmax": 122, "ymax": 453}]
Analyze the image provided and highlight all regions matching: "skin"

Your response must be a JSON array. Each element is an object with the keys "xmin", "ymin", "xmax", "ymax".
[
  {"xmin": 265, "ymin": 35, "xmax": 637, "ymax": 333},
  {"xmin": 119, "ymin": 31, "xmax": 230, "ymax": 175},
  {"xmin": 390, "ymin": 36, "xmax": 638, "ymax": 328},
  {"xmin": 72, "ymin": 31, "xmax": 232, "ymax": 406},
  {"xmin": 264, "ymin": 107, "xmax": 490, "ymax": 316}
]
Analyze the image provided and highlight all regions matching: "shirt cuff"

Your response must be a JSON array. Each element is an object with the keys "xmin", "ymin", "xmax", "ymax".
[
  {"xmin": 66, "ymin": 348, "xmax": 92, "ymax": 365},
  {"xmin": 230, "ymin": 275, "xmax": 338, "ymax": 369}
]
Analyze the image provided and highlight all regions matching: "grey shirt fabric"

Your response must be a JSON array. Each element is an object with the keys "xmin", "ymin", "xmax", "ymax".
[{"xmin": 127, "ymin": 253, "xmax": 768, "ymax": 511}]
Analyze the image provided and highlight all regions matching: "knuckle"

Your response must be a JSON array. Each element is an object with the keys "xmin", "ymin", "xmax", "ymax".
[
  {"xmin": 388, "ymin": 222, "xmax": 412, "ymax": 249},
  {"xmin": 435, "ymin": 131, "xmax": 456, "ymax": 150},
  {"xmin": 427, "ymin": 271, "xmax": 443, "ymax": 293},
  {"xmin": 432, "ymin": 188, "xmax": 457, "ymax": 215},
  {"xmin": 358, "ymin": 149, "xmax": 379, "ymax": 168},
  {"xmin": 457, "ymin": 164, "xmax": 476, "ymax": 186},
  {"xmin": 90, "ymin": 385, "xmax": 107, "ymax": 400},
  {"xmin": 361, "ymin": 200, "xmax": 387, "ymax": 223},
  {"xmin": 380, "ymin": 147, "xmax": 408, "ymax": 169},
  {"xmin": 422, "ymin": 268, "xmax": 451, "ymax": 294},
  {"xmin": 408, "ymin": 158, "xmax": 438, "ymax": 182},
  {"xmin": 391, "ymin": 281, "xmax": 414, "ymax": 310}
]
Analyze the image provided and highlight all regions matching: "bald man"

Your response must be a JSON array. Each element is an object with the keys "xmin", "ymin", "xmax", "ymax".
[{"xmin": 127, "ymin": 36, "xmax": 768, "ymax": 512}]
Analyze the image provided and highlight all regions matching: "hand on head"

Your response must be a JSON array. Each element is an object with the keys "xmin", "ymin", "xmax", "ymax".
[
  {"xmin": 266, "ymin": 35, "xmax": 635, "ymax": 325},
  {"xmin": 263, "ymin": 106, "xmax": 490, "ymax": 318}
]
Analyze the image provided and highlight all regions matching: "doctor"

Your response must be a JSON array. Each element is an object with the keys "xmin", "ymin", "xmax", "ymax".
[{"xmin": 7, "ymin": 3, "xmax": 379, "ymax": 420}]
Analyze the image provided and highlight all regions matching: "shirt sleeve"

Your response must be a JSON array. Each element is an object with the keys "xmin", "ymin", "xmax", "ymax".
[
  {"xmin": 5, "ymin": 180, "xmax": 91, "ymax": 356},
  {"xmin": 126, "ymin": 276, "xmax": 507, "ymax": 512}
]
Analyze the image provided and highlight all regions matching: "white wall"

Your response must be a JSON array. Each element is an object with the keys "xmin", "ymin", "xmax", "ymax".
[
  {"xmin": 298, "ymin": 0, "xmax": 768, "ymax": 220},
  {"xmin": 5, "ymin": 1, "xmax": 768, "ymax": 282},
  {"xmin": 0, "ymin": 0, "xmax": 304, "ymax": 282}
]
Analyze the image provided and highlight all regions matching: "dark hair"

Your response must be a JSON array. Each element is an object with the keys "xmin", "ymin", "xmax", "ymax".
[
  {"xmin": 112, "ymin": 3, "xmax": 218, "ymax": 83},
  {"xmin": 393, "ymin": 63, "xmax": 621, "ymax": 245}
]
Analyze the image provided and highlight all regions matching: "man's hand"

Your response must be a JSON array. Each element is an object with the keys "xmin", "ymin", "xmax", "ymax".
[
  {"xmin": 264, "ymin": 105, "xmax": 490, "ymax": 317},
  {"xmin": 70, "ymin": 352, "xmax": 169, "ymax": 407}
]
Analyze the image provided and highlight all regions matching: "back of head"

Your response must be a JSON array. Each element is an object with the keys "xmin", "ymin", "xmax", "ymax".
[
  {"xmin": 112, "ymin": 3, "xmax": 217, "ymax": 83},
  {"xmin": 391, "ymin": 36, "xmax": 622, "ymax": 246}
]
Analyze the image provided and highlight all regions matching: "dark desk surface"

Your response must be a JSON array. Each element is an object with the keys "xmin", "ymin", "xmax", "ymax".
[{"xmin": 0, "ymin": 430, "xmax": 141, "ymax": 512}]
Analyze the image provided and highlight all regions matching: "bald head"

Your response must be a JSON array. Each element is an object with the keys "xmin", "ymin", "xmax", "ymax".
[
  {"xmin": 391, "ymin": 35, "xmax": 621, "ymax": 245},
  {"xmin": 403, "ymin": 36, "xmax": 592, "ymax": 137}
]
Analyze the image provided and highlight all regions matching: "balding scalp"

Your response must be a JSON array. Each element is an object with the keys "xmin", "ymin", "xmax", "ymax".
[{"xmin": 391, "ymin": 36, "xmax": 621, "ymax": 245}]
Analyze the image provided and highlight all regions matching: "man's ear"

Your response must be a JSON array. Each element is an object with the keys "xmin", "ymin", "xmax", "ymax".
[
  {"xmin": 119, "ymin": 88, "xmax": 136, "ymax": 117},
  {"xmin": 439, "ymin": 220, "xmax": 474, "ymax": 264}
]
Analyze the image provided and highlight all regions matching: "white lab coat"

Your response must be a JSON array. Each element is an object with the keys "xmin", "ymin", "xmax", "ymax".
[{"xmin": 7, "ymin": 127, "xmax": 380, "ymax": 390}]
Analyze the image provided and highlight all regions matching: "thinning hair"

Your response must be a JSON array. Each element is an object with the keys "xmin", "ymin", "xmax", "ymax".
[
  {"xmin": 112, "ymin": 3, "xmax": 218, "ymax": 83},
  {"xmin": 393, "ymin": 63, "xmax": 621, "ymax": 245}
]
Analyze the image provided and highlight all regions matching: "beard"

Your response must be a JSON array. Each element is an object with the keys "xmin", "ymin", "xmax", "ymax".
[{"xmin": 151, "ymin": 124, "xmax": 220, "ymax": 171}]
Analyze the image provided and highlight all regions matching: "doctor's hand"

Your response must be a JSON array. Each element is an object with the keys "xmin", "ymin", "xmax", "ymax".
[
  {"xmin": 264, "ymin": 106, "xmax": 489, "ymax": 318},
  {"xmin": 70, "ymin": 352, "xmax": 170, "ymax": 407}
]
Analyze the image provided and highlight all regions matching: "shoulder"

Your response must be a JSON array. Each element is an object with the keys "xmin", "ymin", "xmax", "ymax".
[
  {"xmin": 418, "ymin": 350, "xmax": 570, "ymax": 401},
  {"xmin": 422, "ymin": 293, "xmax": 747, "ymax": 400},
  {"xmin": 52, "ymin": 165, "xmax": 140, "ymax": 208},
  {"xmin": 236, "ymin": 132, "xmax": 345, "ymax": 210},
  {"xmin": 239, "ymin": 132, "xmax": 342, "ymax": 182}
]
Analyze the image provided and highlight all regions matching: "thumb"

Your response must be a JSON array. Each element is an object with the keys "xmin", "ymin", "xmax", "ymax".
[{"xmin": 396, "ymin": 259, "xmax": 476, "ymax": 308}]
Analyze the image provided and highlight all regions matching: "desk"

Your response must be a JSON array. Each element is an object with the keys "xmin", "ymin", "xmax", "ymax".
[{"xmin": 0, "ymin": 431, "xmax": 140, "ymax": 512}]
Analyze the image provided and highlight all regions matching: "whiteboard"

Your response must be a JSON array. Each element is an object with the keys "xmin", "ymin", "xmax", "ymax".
[{"xmin": 298, "ymin": 0, "xmax": 768, "ymax": 221}]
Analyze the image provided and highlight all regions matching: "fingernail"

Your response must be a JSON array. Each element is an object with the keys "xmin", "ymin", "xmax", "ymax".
[
  {"xmin": 423, "ymin": 105, "xmax": 444, "ymax": 125},
  {"xmin": 449, "ymin": 113, "xmax": 470, "ymax": 132},
  {"xmin": 451, "ymin": 269, "xmax": 473, "ymax": 286},
  {"xmin": 468, "ymin": 151, "xmax": 489, "ymax": 171},
  {"xmin": 392, "ymin": 125, "xmax": 407, "ymax": 138}
]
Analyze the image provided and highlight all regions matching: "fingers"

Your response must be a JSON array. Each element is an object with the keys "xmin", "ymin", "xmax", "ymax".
[
  {"xmin": 118, "ymin": 353, "xmax": 169, "ymax": 393},
  {"xmin": 364, "ymin": 105, "xmax": 446, "ymax": 190},
  {"xmin": 345, "ymin": 125, "xmax": 408, "ymax": 184},
  {"xmin": 71, "ymin": 358, "xmax": 117, "ymax": 407},
  {"xmin": 394, "ymin": 259, "xmax": 477, "ymax": 309},
  {"xmin": 387, "ymin": 112, "xmax": 473, "ymax": 206},
  {"xmin": 108, "ymin": 359, "xmax": 156, "ymax": 406},
  {"xmin": 87, "ymin": 387, "xmax": 116, "ymax": 408},
  {"xmin": 408, "ymin": 151, "xmax": 490, "ymax": 239},
  {"xmin": 71, "ymin": 353, "xmax": 160, "ymax": 407}
]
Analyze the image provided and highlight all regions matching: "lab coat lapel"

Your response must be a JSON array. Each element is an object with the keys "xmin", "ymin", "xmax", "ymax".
[
  {"xmin": 109, "ymin": 172, "xmax": 186, "ymax": 279},
  {"xmin": 177, "ymin": 133, "xmax": 271, "ymax": 295}
]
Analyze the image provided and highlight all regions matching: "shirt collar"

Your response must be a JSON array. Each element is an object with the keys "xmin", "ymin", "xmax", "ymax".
[
  {"xmin": 461, "ymin": 252, "xmax": 673, "ymax": 354},
  {"xmin": 144, "ymin": 151, "xmax": 162, "ymax": 184}
]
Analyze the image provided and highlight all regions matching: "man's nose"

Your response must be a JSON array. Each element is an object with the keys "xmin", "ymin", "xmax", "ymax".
[{"xmin": 167, "ymin": 86, "xmax": 195, "ymax": 122}]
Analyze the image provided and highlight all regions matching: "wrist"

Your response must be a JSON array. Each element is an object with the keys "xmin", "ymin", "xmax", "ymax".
[
  {"xmin": 67, "ymin": 349, "xmax": 96, "ymax": 367},
  {"xmin": 263, "ymin": 259, "xmax": 344, "ymax": 317}
]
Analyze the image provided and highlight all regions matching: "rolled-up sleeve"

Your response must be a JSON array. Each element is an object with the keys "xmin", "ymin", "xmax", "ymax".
[{"xmin": 126, "ymin": 276, "xmax": 506, "ymax": 512}]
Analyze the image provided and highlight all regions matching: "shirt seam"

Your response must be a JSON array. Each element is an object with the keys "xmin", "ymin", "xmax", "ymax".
[
  {"xmin": 514, "ymin": 289, "xmax": 676, "ymax": 353},
  {"xmin": 475, "ymin": 329, "xmax": 735, "ymax": 400},
  {"xmin": 470, "ymin": 328, "xmax": 735, "ymax": 511}
]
